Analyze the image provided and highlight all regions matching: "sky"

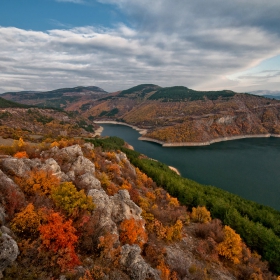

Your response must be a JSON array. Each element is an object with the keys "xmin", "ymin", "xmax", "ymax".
[{"xmin": 0, "ymin": 0, "xmax": 280, "ymax": 93}]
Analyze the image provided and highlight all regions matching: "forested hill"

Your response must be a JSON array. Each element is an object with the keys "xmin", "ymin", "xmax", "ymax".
[
  {"xmin": 1, "ymin": 86, "xmax": 108, "ymax": 110},
  {"xmin": 0, "ymin": 136, "xmax": 279, "ymax": 279},
  {"xmin": 148, "ymin": 86, "xmax": 236, "ymax": 101},
  {"xmin": 0, "ymin": 96, "xmax": 32, "ymax": 108}
]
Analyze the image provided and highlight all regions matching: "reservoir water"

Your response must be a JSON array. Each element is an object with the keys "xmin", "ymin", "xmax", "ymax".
[{"xmin": 101, "ymin": 124, "xmax": 280, "ymax": 211}]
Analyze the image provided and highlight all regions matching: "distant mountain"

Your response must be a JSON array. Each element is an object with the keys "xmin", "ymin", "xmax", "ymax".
[
  {"xmin": 1, "ymin": 86, "xmax": 108, "ymax": 110},
  {"xmin": 263, "ymin": 95, "xmax": 280, "ymax": 100},
  {"xmin": 250, "ymin": 90, "xmax": 280, "ymax": 96},
  {"xmin": 80, "ymin": 84, "xmax": 280, "ymax": 144}
]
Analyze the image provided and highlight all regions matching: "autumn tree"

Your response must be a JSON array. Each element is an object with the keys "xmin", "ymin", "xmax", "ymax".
[
  {"xmin": 119, "ymin": 218, "xmax": 148, "ymax": 248},
  {"xmin": 38, "ymin": 211, "xmax": 80, "ymax": 270},
  {"xmin": 217, "ymin": 225, "xmax": 242, "ymax": 264},
  {"xmin": 191, "ymin": 206, "xmax": 211, "ymax": 223},
  {"xmin": 11, "ymin": 203, "xmax": 41, "ymax": 238},
  {"xmin": 98, "ymin": 232, "xmax": 121, "ymax": 266},
  {"xmin": 13, "ymin": 151, "xmax": 29, "ymax": 158},
  {"xmin": 15, "ymin": 169, "xmax": 60, "ymax": 196},
  {"xmin": 51, "ymin": 182, "xmax": 95, "ymax": 217}
]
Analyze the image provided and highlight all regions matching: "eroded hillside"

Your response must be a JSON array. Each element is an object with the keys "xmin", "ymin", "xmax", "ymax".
[
  {"xmin": 0, "ymin": 107, "xmax": 96, "ymax": 141},
  {"xmin": 83, "ymin": 85, "xmax": 280, "ymax": 144}
]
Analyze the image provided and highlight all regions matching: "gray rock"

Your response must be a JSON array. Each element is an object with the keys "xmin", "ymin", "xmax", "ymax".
[
  {"xmin": 0, "ymin": 170, "xmax": 25, "ymax": 219},
  {"xmin": 68, "ymin": 156, "xmax": 95, "ymax": 176},
  {"xmin": 88, "ymin": 189, "xmax": 118, "ymax": 235},
  {"xmin": 110, "ymin": 190, "xmax": 142, "ymax": 223},
  {"xmin": 120, "ymin": 244, "xmax": 160, "ymax": 280},
  {"xmin": 83, "ymin": 142, "xmax": 94, "ymax": 151},
  {"xmin": 115, "ymin": 152, "xmax": 136, "ymax": 177},
  {"xmin": 0, "ymin": 233, "xmax": 19, "ymax": 275},
  {"xmin": 0, "ymin": 226, "xmax": 12, "ymax": 236},
  {"xmin": 76, "ymin": 173, "xmax": 102, "ymax": 192},
  {"xmin": 0, "ymin": 158, "xmax": 41, "ymax": 177},
  {"xmin": 0, "ymin": 207, "xmax": 5, "ymax": 226},
  {"xmin": 41, "ymin": 158, "xmax": 63, "ymax": 178}
]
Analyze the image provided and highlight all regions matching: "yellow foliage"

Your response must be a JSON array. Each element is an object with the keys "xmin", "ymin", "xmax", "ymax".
[
  {"xmin": 15, "ymin": 169, "xmax": 60, "ymax": 196},
  {"xmin": 217, "ymin": 225, "xmax": 242, "ymax": 264},
  {"xmin": 191, "ymin": 206, "xmax": 211, "ymax": 223},
  {"xmin": 11, "ymin": 203, "xmax": 41, "ymax": 237},
  {"xmin": 50, "ymin": 141, "xmax": 60, "ymax": 147},
  {"xmin": 166, "ymin": 194, "xmax": 179, "ymax": 208},
  {"xmin": 18, "ymin": 137, "xmax": 25, "ymax": 148},
  {"xmin": 165, "ymin": 220, "xmax": 183, "ymax": 242},
  {"xmin": 138, "ymin": 196, "xmax": 150, "ymax": 211},
  {"xmin": 51, "ymin": 182, "xmax": 95, "ymax": 217},
  {"xmin": 98, "ymin": 172, "xmax": 111, "ymax": 188}
]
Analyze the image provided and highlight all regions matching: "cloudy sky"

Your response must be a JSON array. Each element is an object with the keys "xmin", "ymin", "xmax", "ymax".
[{"xmin": 0, "ymin": 0, "xmax": 280, "ymax": 93}]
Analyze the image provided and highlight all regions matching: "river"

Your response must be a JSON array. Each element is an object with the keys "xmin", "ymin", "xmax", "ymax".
[{"xmin": 101, "ymin": 123, "xmax": 280, "ymax": 211}]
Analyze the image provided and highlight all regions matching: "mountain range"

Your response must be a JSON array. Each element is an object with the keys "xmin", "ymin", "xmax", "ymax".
[{"xmin": 2, "ymin": 84, "xmax": 280, "ymax": 145}]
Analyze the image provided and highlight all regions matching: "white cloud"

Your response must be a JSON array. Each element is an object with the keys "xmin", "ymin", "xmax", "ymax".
[{"xmin": 1, "ymin": 0, "xmax": 280, "ymax": 92}]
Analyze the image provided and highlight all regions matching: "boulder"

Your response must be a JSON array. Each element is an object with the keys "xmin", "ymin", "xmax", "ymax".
[
  {"xmin": 68, "ymin": 156, "xmax": 95, "ymax": 177},
  {"xmin": 110, "ymin": 190, "xmax": 142, "ymax": 223},
  {"xmin": 88, "ymin": 189, "xmax": 118, "ymax": 236},
  {"xmin": 0, "ymin": 158, "xmax": 41, "ymax": 177},
  {"xmin": 0, "ymin": 207, "xmax": 5, "ymax": 226},
  {"xmin": 0, "ymin": 232, "xmax": 19, "ymax": 277},
  {"xmin": 120, "ymin": 244, "xmax": 160, "ymax": 280},
  {"xmin": 76, "ymin": 173, "xmax": 102, "ymax": 193}
]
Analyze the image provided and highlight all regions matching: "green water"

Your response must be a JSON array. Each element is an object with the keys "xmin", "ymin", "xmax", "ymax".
[{"xmin": 101, "ymin": 124, "xmax": 280, "ymax": 211}]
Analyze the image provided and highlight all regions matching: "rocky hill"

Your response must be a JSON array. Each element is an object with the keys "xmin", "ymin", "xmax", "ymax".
[
  {"xmin": 0, "ymin": 138, "xmax": 278, "ymax": 279},
  {"xmin": 1, "ymin": 86, "xmax": 108, "ymax": 111},
  {"xmin": 0, "ymin": 106, "xmax": 97, "ymax": 141},
  {"xmin": 3, "ymin": 84, "xmax": 280, "ymax": 145},
  {"xmin": 82, "ymin": 85, "xmax": 280, "ymax": 145}
]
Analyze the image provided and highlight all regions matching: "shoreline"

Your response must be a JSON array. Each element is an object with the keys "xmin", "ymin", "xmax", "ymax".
[
  {"xmin": 169, "ymin": 166, "xmax": 181, "ymax": 176},
  {"xmin": 94, "ymin": 121, "xmax": 147, "ymax": 135},
  {"xmin": 139, "ymin": 134, "xmax": 280, "ymax": 147},
  {"xmin": 94, "ymin": 120, "xmax": 280, "ymax": 147},
  {"xmin": 93, "ymin": 126, "xmax": 104, "ymax": 137}
]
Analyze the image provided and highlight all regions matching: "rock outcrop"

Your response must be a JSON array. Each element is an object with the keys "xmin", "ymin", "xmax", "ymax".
[
  {"xmin": 0, "ymin": 231, "xmax": 19, "ymax": 278},
  {"xmin": 88, "ymin": 189, "xmax": 143, "ymax": 236},
  {"xmin": 120, "ymin": 244, "xmax": 160, "ymax": 280}
]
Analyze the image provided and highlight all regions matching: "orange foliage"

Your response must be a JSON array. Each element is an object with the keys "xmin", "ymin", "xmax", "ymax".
[
  {"xmin": 120, "ymin": 179, "xmax": 132, "ymax": 191},
  {"xmin": 11, "ymin": 203, "xmax": 41, "ymax": 238},
  {"xmin": 14, "ymin": 151, "xmax": 29, "ymax": 158},
  {"xmin": 157, "ymin": 260, "xmax": 171, "ymax": 280},
  {"xmin": 105, "ymin": 151, "xmax": 116, "ymax": 161},
  {"xmin": 106, "ymin": 182, "xmax": 119, "ymax": 196},
  {"xmin": 98, "ymin": 232, "xmax": 121, "ymax": 265},
  {"xmin": 15, "ymin": 169, "xmax": 60, "ymax": 196},
  {"xmin": 39, "ymin": 211, "xmax": 80, "ymax": 270},
  {"xmin": 119, "ymin": 218, "xmax": 148, "ymax": 248}
]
